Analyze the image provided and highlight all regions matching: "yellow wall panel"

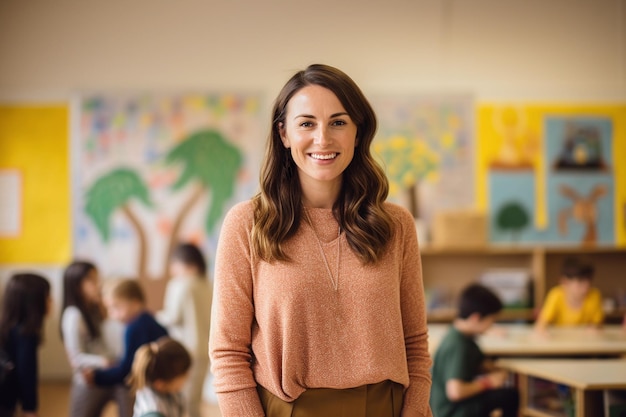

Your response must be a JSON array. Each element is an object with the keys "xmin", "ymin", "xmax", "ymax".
[{"xmin": 0, "ymin": 105, "xmax": 71, "ymax": 263}]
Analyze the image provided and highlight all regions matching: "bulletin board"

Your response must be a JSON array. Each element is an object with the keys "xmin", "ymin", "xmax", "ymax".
[
  {"xmin": 0, "ymin": 105, "xmax": 71, "ymax": 263},
  {"xmin": 477, "ymin": 104, "xmax": 626, "ymax": 246},
  {"xmin": 73, "ymin": 93, "xmax": 265, "ymax": 282},
  {"xmin": 371, "ymin": 95, "xmax": 475, "ymax": 223}
]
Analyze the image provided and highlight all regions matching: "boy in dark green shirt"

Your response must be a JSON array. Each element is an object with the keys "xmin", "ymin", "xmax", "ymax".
[{"xmin": 430, "ymin": 284, "xmax": 519, "ymax": 417}]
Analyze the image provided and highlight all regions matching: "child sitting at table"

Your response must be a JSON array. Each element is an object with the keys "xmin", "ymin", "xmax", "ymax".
[
  {"xmin": 535, "ymin": 257, "xmax": 604, "ymax": 334},
  {"xmin": 430, "ymin": 283, "xmax": 519, "ymax": 417}
]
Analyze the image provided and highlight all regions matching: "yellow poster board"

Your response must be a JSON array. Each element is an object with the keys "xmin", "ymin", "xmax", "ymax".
[
  {"xmin": 0, "ymin": 105, "xmax": 71, "ymax": 263},
  {"xmin": 477, "ymin": 103, "xmax": 626, "ymax": 246}
]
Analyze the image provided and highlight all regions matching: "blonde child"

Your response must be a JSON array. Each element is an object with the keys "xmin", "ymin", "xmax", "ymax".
[
  {"xmin": 83, "ymin": 279, "xmax": 168, "ymax": 388},
  {"xmin": 130, "ymin": 337, "xmax": 192, "ymax": 417},
  {"xmin": 61, "ymin": 261, "xmax": 131, "ymax": 417},
  {"xmin": 156, "ymin": 243, "xmax": 212, "ymax": 417},
  {"xmin": 535, "ymin": 257, "xmax": 604, "ymax": 334}
]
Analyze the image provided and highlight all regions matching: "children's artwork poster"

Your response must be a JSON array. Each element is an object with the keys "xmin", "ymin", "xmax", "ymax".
[
  {"xmin": 73, "ymin": 93, "xmax": 266, "ymax": 291},
  {"xmin": 370, "ymin": 95, "xmax": 475, "ymax": 225},
  {"xmin": 477, "ymin": 104, "xmax": 626, "ymax": 246}
]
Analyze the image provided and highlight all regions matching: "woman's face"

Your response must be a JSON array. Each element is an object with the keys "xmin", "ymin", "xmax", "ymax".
[{"xmin": 279, "ymin": 85, "xmax": 357, "ymax": 199}]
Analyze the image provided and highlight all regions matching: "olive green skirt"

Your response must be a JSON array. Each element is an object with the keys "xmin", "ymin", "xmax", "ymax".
[{"xmin": 257, "ymin": 380, "xmax": 404, "ymax": 417}]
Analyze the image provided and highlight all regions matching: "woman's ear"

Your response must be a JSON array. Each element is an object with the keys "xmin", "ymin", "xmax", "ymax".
[{"xmin": 278, "ymin": 122, "xmax": 290, "ymax": 148}]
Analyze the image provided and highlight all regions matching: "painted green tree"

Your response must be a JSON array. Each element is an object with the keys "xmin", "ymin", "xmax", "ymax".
[
  {"xmin": 496, "ymin": 202, "xmax": 530, "ymax": 242},
  {"xmin": 374, "ymin": 136, "xmax": 439, "ymax": 218},
  {"xmin": 84, "ymin": 168, "xmax": 153, "ymax": 279},
  {"xmin": 163, "ymin": 129, "xmax": 242, "ymax": 273},
  {"xmin": 84, "ymin": 129, "xmax": 243, "ymax": 310}
]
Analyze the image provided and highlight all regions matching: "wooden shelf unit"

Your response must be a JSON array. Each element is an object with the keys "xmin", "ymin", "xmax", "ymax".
[{"xmin": 420, "ymin": 245, "xmax": 626, "ymax": 323}]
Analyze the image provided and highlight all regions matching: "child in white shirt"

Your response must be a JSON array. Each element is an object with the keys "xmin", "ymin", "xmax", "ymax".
[{"xmin": 156, "ymin": 243, "xmax": 212, "ymax": 417}]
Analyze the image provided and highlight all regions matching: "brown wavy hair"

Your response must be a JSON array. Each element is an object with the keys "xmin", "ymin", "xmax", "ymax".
[{"xmin": 252, "ymin": 64, "xmax": 393, "ymax": 264}]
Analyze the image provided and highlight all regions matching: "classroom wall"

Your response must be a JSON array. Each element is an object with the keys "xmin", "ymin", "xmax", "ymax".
[
  {"xmin": 0, "ymin": 0, "xmax": 625, "ymax": 101},
  {"xmin": 0, "ymin": 0, "xmax": 625, "ymax": 380}
]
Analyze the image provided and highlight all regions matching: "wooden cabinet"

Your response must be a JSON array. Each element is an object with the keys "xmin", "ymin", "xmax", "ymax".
[{"xmin": 419, "ymin": 246, "xmax": 626, "ymax": 323}]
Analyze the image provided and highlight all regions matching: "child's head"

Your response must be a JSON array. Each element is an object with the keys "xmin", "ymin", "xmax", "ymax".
[
  {"xmin": 0, "ymin": 273, "xmax": 51, "ymax": 345},
  {"xmin": 103, "ymin": 279, "xmax": 146, "ymax": 323},
  {"xmin": 130, "ymin": 337, "xmax": 192, "ymax": 394},
  {"xmin": 457, "ymin": 284, "xmax": 503, "ymax": 334},
  {"xmin": 170, "ymin": 243, "xmax": 207, "ymax": 278},
  {"xmin": 560, "ymin": 257, "xmax": 594, "ymax": 301},
  {"xmin": 62, "ymin": 260, "xmax": 102, "ymax": 338},
  {"xmin": 63, "ymin": 261, "xmax": 100, "ymax": 304}
]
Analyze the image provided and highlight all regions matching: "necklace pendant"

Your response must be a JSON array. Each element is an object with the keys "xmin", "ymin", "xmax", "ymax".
[{"xmin": 303, "ymin": 209, "xmax": 341, "ymax": 291}]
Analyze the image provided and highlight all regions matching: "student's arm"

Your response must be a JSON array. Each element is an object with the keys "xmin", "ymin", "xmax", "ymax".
[
  {"xmin": 14, "ymin": 332, "xmax": 39, "ymax": 413},
  {"xmin": 155, "ymin": 280, "xmax": 185, "ymax": 327},
  {"xmin": 446, "ymin": 371, "xmax": 508, "ymax": 402},
  {"xmin": 93, "ymin": 325, "xmax": 141, "ymax": 386},
  {"xmin": 61, "ymin": 307, "xmax": 109, "ymax": 370}
]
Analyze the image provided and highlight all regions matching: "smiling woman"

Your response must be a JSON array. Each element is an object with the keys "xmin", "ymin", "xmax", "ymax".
[
  {"xmin": 278, "ymin": 84, "xmax": 358, "ymax": 204},
  {"xmin": 209, "ymin": 64, "xmax": 433, "ymax": 417}
]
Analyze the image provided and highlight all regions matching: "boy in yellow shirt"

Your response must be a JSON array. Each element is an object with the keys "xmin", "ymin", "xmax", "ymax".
[{"xmin": 535, "ymin": 257, "xmax": 604, "ymax": 333}]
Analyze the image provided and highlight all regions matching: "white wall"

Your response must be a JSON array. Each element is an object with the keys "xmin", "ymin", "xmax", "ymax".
[
  {"xmin": 1, "ymin": 0, "xmax": 625, "ymax": 380},
  {"xmin": 0, "ymin": 0, "xmax": 624, "ymax": 102}
]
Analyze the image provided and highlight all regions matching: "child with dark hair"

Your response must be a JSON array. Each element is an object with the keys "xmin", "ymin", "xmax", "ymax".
[
  {"xmin": 61, "ymin": 261, "xmax": 132, "ymax": 417},
  {"xmin": 156, "ymin": 243, "xmax": 212, "ymax": 417},
  {"xmin": 0, "ymin": 273, "xmax": 51, "ymax": 417},
  {"xmin": 130, "ymin": 337, "xmax": 192, "ymax": 417},
  {"xmin": 83, "ymin": 279, "xmax": 168, "ymax": 390},
  {"xmin": 430, "ymin": 284, "xmax": 519, "ymax": 417},
  {"xmin": 535, "ymin": 257, "xmax": 604, "ymax": 334}
]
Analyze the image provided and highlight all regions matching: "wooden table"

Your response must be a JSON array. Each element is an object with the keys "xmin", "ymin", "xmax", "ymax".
[
  {"xmin": 428, "ymin": 324, "xmax": 626, "ymax": 357},
  {"xmin": 497, "ymin": 358, "xmax": 626, "ymax": 417}
]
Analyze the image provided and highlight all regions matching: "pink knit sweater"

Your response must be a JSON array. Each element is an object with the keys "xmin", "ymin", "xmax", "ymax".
[{"xmin": 210, "ymin": 201, "xmax": 432, "ymax": 417}]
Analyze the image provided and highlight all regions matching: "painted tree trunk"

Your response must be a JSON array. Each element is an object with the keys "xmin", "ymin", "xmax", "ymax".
[
  {"xmin": 162, "ymin": 182, "xmax": 206, "ymax": 279},
  {"xmin": 407, "ymin": 182, "xmax": 420, "ymax": 219},
  {"xmin": 121, "ymin": 204, "xmax": 148, "ymax": 280}
]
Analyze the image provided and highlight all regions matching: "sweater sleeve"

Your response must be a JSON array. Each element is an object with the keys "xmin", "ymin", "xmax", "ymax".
[
  {"xmin": 14, "ymin": 332, "xmax": 39, "ymax": 412},
  {"xmin": 61, "ymin": 307, "xmax": 109, "ymax": 370},
  {"xmin": 94, "ymin": 323, "xmax": 140, "ymax": 386},
  {"xmin": 397, "ymin": 209, "xmax": 433, "ymax": 417},
  {"xmin": 209, "ymin": 203, "xmax": 265, "ymax": 417}
]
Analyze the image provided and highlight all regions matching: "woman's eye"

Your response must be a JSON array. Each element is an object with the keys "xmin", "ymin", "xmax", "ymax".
[
  {"xmin": 299, "ymin": 121, "xmax": 313, "ymax": 127},
  {"xmin": 332, "ymin": 120, "xmax": 347, "ymax": 126}
]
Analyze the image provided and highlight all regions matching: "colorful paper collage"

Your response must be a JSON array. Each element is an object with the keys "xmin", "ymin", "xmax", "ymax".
[{"xmin": 73, "ymin": 94, "xmax": 265, "ymax": 280}]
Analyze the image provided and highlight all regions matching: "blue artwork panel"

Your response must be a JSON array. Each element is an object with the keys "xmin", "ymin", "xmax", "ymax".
[{"xmin": 545, "ymin": 116, "xmax": 614, "ymax": 245}]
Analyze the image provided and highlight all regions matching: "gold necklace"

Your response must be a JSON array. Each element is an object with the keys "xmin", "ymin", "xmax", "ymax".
[{"xmin": 303, "ymin": 208, "xmax": 341, "ymax": 291}]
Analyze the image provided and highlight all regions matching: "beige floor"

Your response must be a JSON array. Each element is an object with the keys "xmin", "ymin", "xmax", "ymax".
[{"xmin": 40, "ymin": 382, "xmax": 222, "ymax": 417}]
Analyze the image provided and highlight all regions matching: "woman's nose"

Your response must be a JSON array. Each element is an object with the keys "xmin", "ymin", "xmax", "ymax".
[{"xmin": 314, "ymin": 126, "xmax": 331, "ymax": 147}]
